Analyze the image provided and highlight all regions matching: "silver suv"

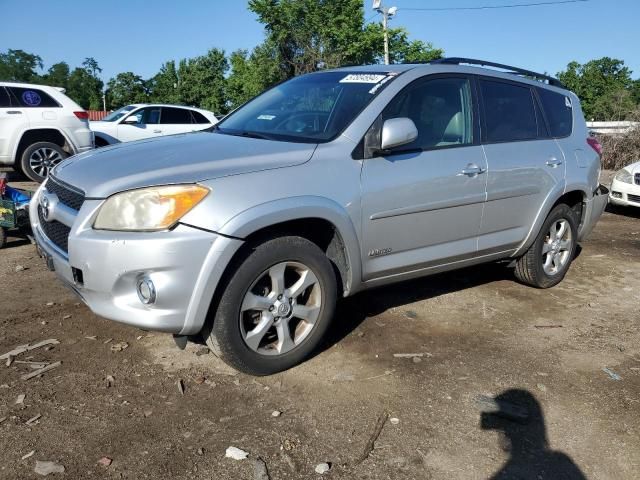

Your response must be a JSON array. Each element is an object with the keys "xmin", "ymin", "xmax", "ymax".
[{"xmin": 31, "ymin": 58, "xmax": 608, "ymax": 375}]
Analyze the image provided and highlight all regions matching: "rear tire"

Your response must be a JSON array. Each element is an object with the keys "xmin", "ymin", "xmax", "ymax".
[
  {"xmin": 514, "ymin": 204, "xmax": 578, "ymax": 288},
  {"xmin": 20, "ymin": 142, "xmax": 67, "ymax": 183},
  {"xmin": 204, "ymin": 236, "xmax": 337, "ymax": 375},
  {"xmin": 0, "ymin": 228, "xmax": 6, "ymax": 249}
]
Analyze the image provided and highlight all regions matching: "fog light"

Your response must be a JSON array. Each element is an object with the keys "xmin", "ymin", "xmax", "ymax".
[
  {"xmin": 136, "ymin": 277, "xmax": 156, "ymax": 305},
  {"xmin": 611, "ymin": 191, "xmax": 622, "ymax": 199}
]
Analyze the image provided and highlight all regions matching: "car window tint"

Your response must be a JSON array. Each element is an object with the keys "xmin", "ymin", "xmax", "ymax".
[
  {"xmin": 538, "ymin": 88, "xmax": 573, "ymax": 137},
  {"xmin": 0, "ymin": 87, "xmax": 10, "ymax": 107},
  {"xmin": 160, "ymin": 107, "xmax": 192, "ymax": 124},
  {"xmin": 190, "ymin": 111, "xmax": 210, "ymax": 124},
  {"xmin": 145, "ymin": 108, "xmax": 161, "ymax": 124},
  {"xmin": 7, "ymin": 87, "xmax": 60, "ymax": 108},
  {"xmin": 481, "ymin": 80, "xmax": 538, "ymax": 142},
  {"xmin": 383, "ymin": 77, "xmax": 473, "ymax": 150}
]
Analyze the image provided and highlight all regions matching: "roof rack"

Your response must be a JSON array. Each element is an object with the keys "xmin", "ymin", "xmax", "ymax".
[{"xmin": 429, "ymin": 57, "xmax": 565, "ymax": 88}]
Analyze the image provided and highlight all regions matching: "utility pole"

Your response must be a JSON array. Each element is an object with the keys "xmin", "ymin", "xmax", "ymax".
[{"xmin": 373, "ymin": 0, "xmax": 397, "ymax": 65}]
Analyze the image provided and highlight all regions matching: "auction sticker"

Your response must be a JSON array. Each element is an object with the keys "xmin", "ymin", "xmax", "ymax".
[
  {"xmin": 340, "ymin": 74, "xmax": 387, "ymax": 84},
  {"xmin": 22, "ymin": 90, "xmax": 41, "ymax": 106}
]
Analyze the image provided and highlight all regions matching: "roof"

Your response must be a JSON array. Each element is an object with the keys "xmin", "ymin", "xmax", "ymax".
[{"xmin": 0, "ymin": 81, "xmax": 65, "ymax": 91}]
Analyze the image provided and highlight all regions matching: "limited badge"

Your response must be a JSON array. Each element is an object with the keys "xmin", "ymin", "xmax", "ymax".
[{"xmin": 22, "ymin": 90, "xmax": 42, "ymax": 106}]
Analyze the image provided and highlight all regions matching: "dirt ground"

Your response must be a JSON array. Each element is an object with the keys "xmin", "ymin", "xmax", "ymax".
[{"xmin": 1, "ymin": 171, "xmax": 639, "ymax": 479}]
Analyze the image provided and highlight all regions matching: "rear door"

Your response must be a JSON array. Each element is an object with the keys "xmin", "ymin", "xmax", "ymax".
[
  {"xmin": 7, "ymin": 86, "xmax": 62, "ymax": 127},
  {"xmin": 117, "ymin": 106, "xmax": 162, "ymax": 142},
  {"xmin": 360, "ymin": 75, "xmax": 487, "ymax": 280},
  {"xmin": 478, "ymin": 78, "xmax": 565, "ymax": 253}
]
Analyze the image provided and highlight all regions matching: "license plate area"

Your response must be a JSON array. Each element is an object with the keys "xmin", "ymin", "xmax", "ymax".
[{"xmin": 36, "ymin": 243, "xmax": 55, "ymax": 271}]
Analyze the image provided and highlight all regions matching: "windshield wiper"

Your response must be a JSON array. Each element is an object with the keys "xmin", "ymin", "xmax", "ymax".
[{"xmin": 213, "ymin": 127, "xmax": 273, "ymax": 140}]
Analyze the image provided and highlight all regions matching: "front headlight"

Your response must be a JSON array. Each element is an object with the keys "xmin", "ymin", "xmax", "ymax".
[
  {"xmin": 614, "ymin": 169, "xmax": 633, "ymax": 184},
  {"xmin": 94, "ymin": 184, "xmax": 209, "ymax": 231}
]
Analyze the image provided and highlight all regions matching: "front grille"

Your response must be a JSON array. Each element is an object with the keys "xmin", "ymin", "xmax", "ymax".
[
  {"xmin": 38, "ymin": 176, "xmax": 84, "ymax": 253},
  {"xmin": 628, "ymin": 193, "xmax": 640, "ymax": 204},
  {"xmin": 46, "ymin": 177, "xmax": 85, "ymax": 211},
  {"xmin": 38, "ymin": 205, "xmax": 70, "ymax": 252},
  {"xmin": 635, "ymin": 173, "xmax": 640, "ymax": 186}
]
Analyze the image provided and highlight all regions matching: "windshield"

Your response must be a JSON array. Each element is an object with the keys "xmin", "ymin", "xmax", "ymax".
[
  {"xmin": 216, "ymin": 71, "xmax": 400, "ymax": 143},
  {"xmin": 101, "ymin": 105, "xmax": 137, "ymax": 122}
]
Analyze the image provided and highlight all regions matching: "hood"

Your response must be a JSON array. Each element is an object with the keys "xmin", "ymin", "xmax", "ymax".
[
  {"xmin": 53, "ymin": 131, "xmax": 317, "ymax": 198},
  {"xmin": 624, "ymin": 161, "xmax": 640, "ymax": 175}
]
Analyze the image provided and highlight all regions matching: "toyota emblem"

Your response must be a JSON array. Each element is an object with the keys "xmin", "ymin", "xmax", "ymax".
[{"xmin": 40, "ymin": 194, "xmax": 51, "ymax": 221}]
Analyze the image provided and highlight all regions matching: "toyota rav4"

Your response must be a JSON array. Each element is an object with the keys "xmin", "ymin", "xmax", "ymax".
[{"xmin": 31, "ymin": 58, "xmax": 608, "ymax": 375}]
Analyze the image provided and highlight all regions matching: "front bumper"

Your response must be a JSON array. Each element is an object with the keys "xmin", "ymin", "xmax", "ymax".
[
  {"xmin": 32, "ymin": 188, "xmax": 243, "ymax": 335},
  {"xmin": 609, "ymin": 178, "xmax": 640, "ymax": 207}
]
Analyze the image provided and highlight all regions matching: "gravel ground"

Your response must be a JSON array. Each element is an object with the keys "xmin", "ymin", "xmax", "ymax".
[{"xmin": 0, "ymin": 169, "xmax": 638, "ymax": 479}]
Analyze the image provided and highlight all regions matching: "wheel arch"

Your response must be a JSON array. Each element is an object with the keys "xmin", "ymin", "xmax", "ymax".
[
  {"xmin": 13, "ymin": 128, "xmax": 74, "ymax": 163},
  {"xmin": 217, "ymin": 196, "xmax": 363, "ymax": 297},
  {"xmin": 515, "ymin": 187, "xmax": 588, "ymax": 256}
]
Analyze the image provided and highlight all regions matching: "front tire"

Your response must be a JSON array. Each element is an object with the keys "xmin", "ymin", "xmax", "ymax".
[
  {"xmin": 514, "ymin": 204, "xmax": 578, "ymax": 288},
  {"xmin": 205, "ymin": 236, "xmax": 337, "ymax": 375},
  {"xmin": 20, "ymin": 142, "xmax": 68, "ymax": 183}
]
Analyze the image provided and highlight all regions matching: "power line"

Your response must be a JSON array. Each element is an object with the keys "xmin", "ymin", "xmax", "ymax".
[{"xmin": 402, "ymin": 0, "xmax": 589, "ymax": 12}]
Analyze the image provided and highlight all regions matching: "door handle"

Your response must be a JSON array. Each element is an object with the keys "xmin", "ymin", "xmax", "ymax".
[
  {"xmin": 457, "ymin": 164, "xmax": 486, "ymax": 177},
  {"xmin": 153, "ymin": 129, "xmax": 162, "ymax": 134},
  {"xmin": 546, "ymin": 157, "xmax": 563, "ymax": 167},
  {"xmin": 7, "ymin": 110, "xmax": 22, "ymax": 114}
]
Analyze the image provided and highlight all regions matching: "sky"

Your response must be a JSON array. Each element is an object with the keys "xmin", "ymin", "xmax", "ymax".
[{"xmin": 1, "ymin": 0, "xmax": 638, "ymax": 83}]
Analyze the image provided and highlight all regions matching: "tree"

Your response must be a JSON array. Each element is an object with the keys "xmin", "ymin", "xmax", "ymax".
[
  {"xmin": 106, "ymin": 72, "xmax": 149, "ymax": 108},
  {"xmin": 226, "ymin": 45, "xmax": 281, "ymax": 110},
  {"xmin": 66, "ymin": 57, "xmax": 104, "ymax": 110},
  {"xmin": 149, "ymin": 60, "xmax": 181, "ymax": 104},
  {"xmin": 42, "ymin": 62, "xmax": 70, "ymax": 89},
  {"xmin": 0, "ymin": 49, "xmax": 43, "ymax": 82},
  {"xmin": 177, "ymin": 48, "xmax": 228, "ymax": 113},
  {"xmin": 557, "ymin": 57, "xmax": 636, "ymax": 120}
]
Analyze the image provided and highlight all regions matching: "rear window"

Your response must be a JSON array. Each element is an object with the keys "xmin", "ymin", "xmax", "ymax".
[
  {"xmin": 191, "ymin": 111, "xmax": 210, "ymax": 124},
  {"xmin": 7, "ymin": 87, "xmax": 60, "ymax": 108},
  {"xmin": 481, "ymin": 80, "xmax": 538, "ymax": 142},
  {"xmin": 537, "ymin": 88, "xmax": 573, "ymax": 138}
]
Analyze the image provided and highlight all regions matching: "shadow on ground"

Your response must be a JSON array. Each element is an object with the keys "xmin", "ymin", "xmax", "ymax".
[
  {"xmin": 481, "ymin": 389, "xmax": 587, "ymax": 480},
  {"xmin": 320, "ymin": 262, "xmax": 513, "ymax": 355}
]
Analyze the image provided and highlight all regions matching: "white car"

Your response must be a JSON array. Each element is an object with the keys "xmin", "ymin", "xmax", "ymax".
[
  {"xmin": 610, "ymin": 161, "xmax": 640, "ymax": 207},
  {"xmin": 0, "ymin": 82, "xmax": 93, "ymax": 182},
  {"xmin": 91, "ymin": 104, "xmax": 217, "ymax": 146}
]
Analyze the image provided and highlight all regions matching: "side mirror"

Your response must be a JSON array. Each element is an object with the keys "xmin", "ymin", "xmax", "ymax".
[
  {"xmin": 380, "ymin": 117, "xmax": 418, "ymax": 150},
  {"xmin": 123, "ymin": 115, "xmax": 140, "ymax": 125}
]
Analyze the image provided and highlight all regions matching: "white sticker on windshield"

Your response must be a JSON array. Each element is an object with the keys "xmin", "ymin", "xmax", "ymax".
[
  {"xmin": 339, "ymin": 74, "xmax": 387, "ymax": 84},
  {"xmin": 257, "ymin": 114, "xmax": 276, "ymax": 120},
  {"xmin": 565, "ymin": 97, "xmax": 572, "ymax": 108}
]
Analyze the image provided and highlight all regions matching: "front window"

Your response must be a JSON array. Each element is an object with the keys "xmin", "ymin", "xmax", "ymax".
[
  {"xmin": 102, "ymin": 105, "xmax": 136, "ymax": 122},
  {"xmin": 216, "ymin": 71, "xmax": 401, "ymax": 143}
]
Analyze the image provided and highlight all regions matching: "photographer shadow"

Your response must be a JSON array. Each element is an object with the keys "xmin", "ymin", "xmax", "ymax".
[{"xmin": 481, "ymin": 389, "xmax": 587, "ymax": 480}]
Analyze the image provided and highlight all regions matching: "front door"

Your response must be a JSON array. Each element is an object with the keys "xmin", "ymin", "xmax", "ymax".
[
  {"xmin": 360, "ymin": 76, "xmax": 487, "ymax": 281},
  {"xmin": 117, "ymin": 106, "xmax": 162, "ymax": 142}
]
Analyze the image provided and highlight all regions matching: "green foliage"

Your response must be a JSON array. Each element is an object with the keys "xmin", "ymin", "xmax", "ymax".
[
  {"xmin": 0, "ymin": 49, "xmax": 43, "ymax": 82},
  {"xmin": 149, "ymin": 61, "xmax": 181, "ymax": 105},
  {"xmin": 42, "ymin": 62, "xmax": 70, "ymax": 89},
  {"xmin": 106, "ymin": 72, "xmax": 149, "ymax": 108},
  {"xmin": 66, "ymin": 58, "xmax": 104, "ymax": 110},
  {"xmin": 558, "ymin": 57, "xmax": 637, "ymax": 120},
  {"xmin": 176, "ymin": 49, "xmax": 228, "ymax": 114}
]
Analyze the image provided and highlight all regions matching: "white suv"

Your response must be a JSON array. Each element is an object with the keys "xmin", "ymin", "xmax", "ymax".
[
  {"xmin": 91, "ymin": 104, "xmax": 218, "ymax": 146},
  {"xmin": 0, "ymin": 82, "xmax": 94, "ymax": 182}
]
